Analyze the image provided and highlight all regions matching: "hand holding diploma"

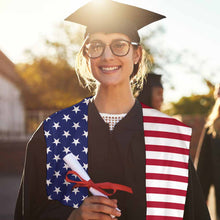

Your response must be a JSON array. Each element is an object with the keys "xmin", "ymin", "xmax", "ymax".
[
  {"xmin": 64, "ymin": 153, "xmax": 114, "ymax": 197},
  {"xmin": 64, "ymin": 153, "xmax": 133, "ymax": 219}
]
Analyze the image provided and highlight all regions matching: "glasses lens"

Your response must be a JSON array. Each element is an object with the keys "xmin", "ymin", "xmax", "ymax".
[
  {"xmin": 111, "ymin": 40, "xmax": 130, "ymax": 56},
  {"xmin": 86, "ymin": 41, "xmax": 104, "ymax": 58}
]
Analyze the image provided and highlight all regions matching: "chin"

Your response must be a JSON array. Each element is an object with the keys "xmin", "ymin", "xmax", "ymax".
[{"xmin": 96, "ymin": 76, "xmax": 125, "ymax": 88}]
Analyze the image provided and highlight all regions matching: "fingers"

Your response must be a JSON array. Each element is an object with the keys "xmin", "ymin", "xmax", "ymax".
[
  {"xmin": 90, "ymin": 203, "xmax": 121, "ymax": 217},
  {"xmin": 83, "ymin": 211, "xmax": 119, "ymax": 220},
  {"xmin": 85, "ymin": 196, "xmax": 121, "ymax": 217},
  {"xmin": 72, "ymin": 196, "xmax": 121, "ymax": 220},
  {"xmin": 87, "ymin": 196, "xmax": 118, "ymax": 209}
]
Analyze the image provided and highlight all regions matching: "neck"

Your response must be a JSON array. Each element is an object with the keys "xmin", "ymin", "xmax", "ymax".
[{"xmin": 94, "ymin": 84, "xmax": 135, "ymax": 114}]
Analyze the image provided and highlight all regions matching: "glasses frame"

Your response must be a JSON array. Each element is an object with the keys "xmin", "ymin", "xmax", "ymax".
[{"xmin": 84, "ymin": 39, "xmax": 139, "ymax": 59}]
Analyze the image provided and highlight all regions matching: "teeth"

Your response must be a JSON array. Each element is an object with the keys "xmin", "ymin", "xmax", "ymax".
[{"xmin": 101, "ymin": 66, "xmax": 119, "ymax": 71}]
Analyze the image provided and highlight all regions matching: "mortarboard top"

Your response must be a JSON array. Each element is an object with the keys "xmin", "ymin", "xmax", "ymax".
[
  {"xmin": 65, "ymin": 0, "xmax": 165, "ymax": 42},
  {"xmin": 146, "ymin": 72, "xmax": 163, "ymax": 88}
]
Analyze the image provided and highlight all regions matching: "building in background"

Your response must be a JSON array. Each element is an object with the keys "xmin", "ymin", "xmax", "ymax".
[{"xmin": 0, "ymin": 50, "xmax": 25, "ymax": 139}]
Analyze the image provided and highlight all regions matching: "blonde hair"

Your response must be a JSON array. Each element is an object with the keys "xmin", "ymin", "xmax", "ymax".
[
  {"xmin": 75, "ymin": 39, "xmax": 152, "ymax": 95},
  {"xmin": 206, "ymin": 98, "xmax": 220, "ymax": 137},
  {"xmin": 214, "ymin": 83, "xmax": 220, "ymax": 99}
]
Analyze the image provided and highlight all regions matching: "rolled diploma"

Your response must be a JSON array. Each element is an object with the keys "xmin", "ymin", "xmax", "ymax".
[
  {"xmin": 63, "ymin": 153, "xmax": 108, "ymax": 198},
  {"xmin": 63, "ymin": 153, "xmax": 120, "ymax": 217}
]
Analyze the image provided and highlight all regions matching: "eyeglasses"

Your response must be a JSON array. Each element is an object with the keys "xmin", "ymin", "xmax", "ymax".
[{"xmin": 84, "ymin": 39, "xmax": 139, "ymax": 59}]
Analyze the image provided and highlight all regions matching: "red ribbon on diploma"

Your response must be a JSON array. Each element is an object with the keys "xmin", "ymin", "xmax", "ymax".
[{"xmin": 66, "ymin": 170, "xmax": 133, "ymax": 196}]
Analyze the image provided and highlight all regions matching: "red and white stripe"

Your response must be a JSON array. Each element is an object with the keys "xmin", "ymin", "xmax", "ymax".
[{"xmin": 142, "ymin": 105, "xmax": 192, "ymax": 220}]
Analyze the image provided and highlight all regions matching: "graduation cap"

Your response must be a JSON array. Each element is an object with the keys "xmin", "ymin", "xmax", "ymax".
[
  {"xmin": 65, "ymin": 0, "xmax": 165, "ymax": 42},
  {"xmin": 137, "ymin": 72, "xmax": 163, "ymax": 107},
  {"xmin": 145, "ymin": 72, "xmax": 163, "ymax": 88}
]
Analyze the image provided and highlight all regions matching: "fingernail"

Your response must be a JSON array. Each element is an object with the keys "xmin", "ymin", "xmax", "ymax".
[
  {"xmin": 116, "ymin": 208, "xmax": 121, "ymax": 212},
  {"xmin": 116, "ymin": 210, "xmax": 121, "ymax": 217}
]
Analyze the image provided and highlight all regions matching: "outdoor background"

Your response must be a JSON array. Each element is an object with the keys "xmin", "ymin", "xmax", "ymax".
[{"xmin": 0, "ymin": 0, "xmax": 219, "ymax": 219}]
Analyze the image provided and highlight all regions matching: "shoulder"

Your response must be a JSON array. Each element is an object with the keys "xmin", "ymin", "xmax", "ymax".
[
  {"xmin": 43, "ymin": 97, "xmax": 91, "ymax": 128},
  {"xmin": 26, "ymin": 122, "xmax": 46, "ymax": 156},
  {"xmin": 200, "ymin": 126, "xmax": 212, "ymax": 142},
  {"xmin": 25, "ymin": 98, "xmax": 91, "ymax": 155},
  {"xmin": 141, "ymin": 102, "xmax": 191, "ymax": 131}
]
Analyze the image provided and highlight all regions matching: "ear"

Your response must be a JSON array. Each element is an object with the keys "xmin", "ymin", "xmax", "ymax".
[{"xmin": 133, "ymin": 46, "xmax": 142, "ymax": 64}]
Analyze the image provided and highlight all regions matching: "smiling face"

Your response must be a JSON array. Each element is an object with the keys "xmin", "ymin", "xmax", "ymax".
[{"xmin": 85, "ymin": 32, "xmax": 141, "ymax": 88}]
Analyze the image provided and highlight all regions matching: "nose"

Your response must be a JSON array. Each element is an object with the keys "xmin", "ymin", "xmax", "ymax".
[{"xmin": 102, "ymin": 45, "xmax": 114, "ymax": 59}]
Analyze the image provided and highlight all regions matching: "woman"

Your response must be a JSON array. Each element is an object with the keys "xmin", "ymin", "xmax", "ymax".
[
  {"xmin": 196, "ymin": 84, "xmax": 220, "ymax": 220},
  {"xmin": 15, "ymin": 1, "xmax": 210, "ymax": 220},
  {"xmin": 137, "ymin": 72, "xmax": 164, "ymax": 110}
]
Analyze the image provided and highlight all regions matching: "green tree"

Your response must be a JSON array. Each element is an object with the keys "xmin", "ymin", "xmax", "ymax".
[
  {"xmin": 17, "ymin": 58, "xmax": 90, "ymax": 110},
  {"xmin": 164, "ymin": 80, "xmax": 215, "ymax": 116},
  {"xmin": 16, "ymin": 24, "xmax": 91, "ymax": 110}
]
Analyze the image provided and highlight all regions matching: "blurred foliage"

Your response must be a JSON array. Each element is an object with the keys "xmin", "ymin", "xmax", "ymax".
[
  {"xmin": 164, "ymin": 80, "xmax": 216, "ymax": 116},
  {"xmin": 140, "ymin": 26, "xmax": 166, "ymax": 70},
  {"xmin": 17, "ymin": 58, "xmax": 90, "ymax": 110},
  {"xmin": 16, "ymin": 24, "xmax": 91, "ymax": 110}
]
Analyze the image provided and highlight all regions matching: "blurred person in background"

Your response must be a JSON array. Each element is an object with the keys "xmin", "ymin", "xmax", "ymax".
[
  {"xmin": 196, "ymin": 83, "xmax": 220, "ymax": 220},
  {"xmin": 137, "ymin": 72, "xmax": 163, "ymax": 110}
]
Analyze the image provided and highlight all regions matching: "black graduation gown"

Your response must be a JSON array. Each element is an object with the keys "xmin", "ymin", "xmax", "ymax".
[
  {"xmin": 197, "ymin": 127, "xmax": 220, "ymax": 220},
  {"xmin": 14, "ymin": 100, "xmax": 211, "ymax": 220}
]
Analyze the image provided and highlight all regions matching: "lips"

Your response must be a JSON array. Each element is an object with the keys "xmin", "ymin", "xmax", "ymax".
[{"xmin": 99, "ymin": 66, "xmax": 121, "ymax": 73}]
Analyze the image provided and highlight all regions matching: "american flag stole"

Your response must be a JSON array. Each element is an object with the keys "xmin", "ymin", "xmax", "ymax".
[
  {"xmin": 142, "ymin": 103, "xmax": 191, "ymax": 220},
  {"xmin": 44, "ymin": 98, "xmax": 90, "ymax": 208},
  {"xmin": 44, "ymin": 98, "xmax": 191, "ymax": 219}
]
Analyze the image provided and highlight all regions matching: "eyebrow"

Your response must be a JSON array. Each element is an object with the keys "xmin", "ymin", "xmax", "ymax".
[{"xmin": 89, "ymin": 38, "xmax": 129, "ymax": 43}]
